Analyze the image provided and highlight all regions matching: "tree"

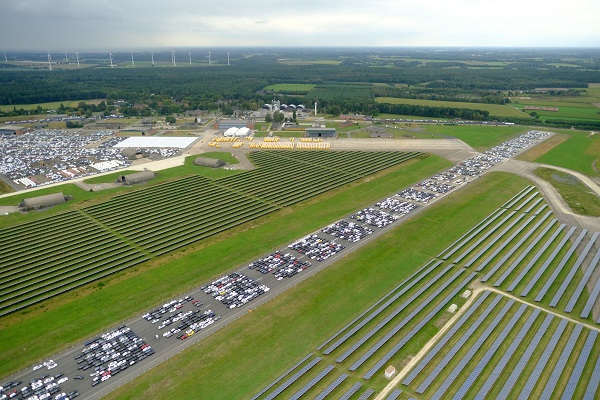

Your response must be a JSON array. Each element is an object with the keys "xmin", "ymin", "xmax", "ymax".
[
  {"xmin": 265, "ymin": 113, "xmax": 272, "ymax": 123},
  {"xmin": 165, "ymin": 115, "xmax": 176, "ymax": 124}
]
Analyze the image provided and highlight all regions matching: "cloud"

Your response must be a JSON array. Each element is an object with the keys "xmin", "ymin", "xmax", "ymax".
[{"xmin": 0, "ymin": 0, "xmax": 598, "ymax": 50}]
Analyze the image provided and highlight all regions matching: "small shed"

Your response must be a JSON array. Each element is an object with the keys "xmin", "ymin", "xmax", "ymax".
[
  {"xmin": 121, "ymin": 170, "xmax": 156, "ymax": 185},
  {"xmin": 448, "ymin": 304, "xmax": 458, "ymax": 314},
  {"xmin": 384, "ymin": 365, "xmax": 396, "ymax": 379},
  {"xmin": 19, "ymin": 192, "xmax": 67, "ymax": 211},
  {"xmin": 194, "ymin": 157, "xmax": 225, "ymax": 168}
]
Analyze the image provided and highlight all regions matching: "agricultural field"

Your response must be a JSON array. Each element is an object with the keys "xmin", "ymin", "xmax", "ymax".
[
  {"xmin": 307, "ymin": 84, "xmax": 373, "ymax": 100},
  {"xmin": 408, "ymin": 124, "xmax": 529, "ymax": 151},
  {"xmin": 263, "ymin": 83, "xmax": 316, "ymax": 94},
  {"xmin": 534, "ymin": 167, "xmax": 600, "ymax": 216},
  {"xmin": 0, "ymin": 154, "xmax": 450, "ymax": 376},
  {"xmin": 0, "ymin": 150, "xmax": 422, "ymax": 316},
  {"xmin": 0, "ymin": 99, "xmax": 105, "ymax": 112},
  {"xmin": 375, "ymin": 97, "xmax": 529, "ymax": 118}
]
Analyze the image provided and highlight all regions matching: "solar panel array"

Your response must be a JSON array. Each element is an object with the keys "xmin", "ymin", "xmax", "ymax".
[
  {"xmin": 249, "ymin": 353, "xmax": 314, "ymax": 400},
  {"xmin": 264, "ymin": 357, "xmax": 322, "ymax": 400},
  {"xmin": 415, "ymin": 294, "xmax": 504, "ymax": 394},
  {"xmin": 402, "ymin": 290, "xmax": 491, "ymax": 385},
  {"xmin": 584, "ymin": 346, "xmax": 600, "ymax": 399},
  {"xmin": 504, "ymin": 223, "xmax": 566, "ymax": 291},
  {"xmin": 362, "ymin": 272, "xmax": 477, "ymax": 379},
  {"xmin": 428, "ymin": 300, "xmax": 516, "ymax": 400},
  {"xmin": 535, "ymin": 229, "xmax": 588, "ymax": 302},
  {"xmin": 357, "ymin": 388, "xmax": 375, "ymax": 400},
  {"xmin": 288, "ymin": 364, "xmax": 334, "ymax": 400},
  {"xmin": 523, "ymin": 197, "xmax": 544, "ymax": 213},
  {"xmin": 562, "ymin": 330, "xmax": 597, "ymax": 399},
  {"xmin": 324, "ymin": 260, "xmax": 443, "ymax": 355},
  {"xmin": 474, "ymin": 211, "xmax": 550, "ymax": 272},
  {"xmin": 313, "ymin": 373, "xmax": 348, "ymax": 400},
  {"xmin": 348, "ymin": 268, "xmax": 465, "ymax": 371},
  {"xmin": 496, "ymin": 313, "xmax": 554, "ymax": 399},
  {"xmin": 335, "ymin": 264, "xmax": 455, "ymax": 363},
  {"xmin": 452, "ymin": 303, "xmax": 529, "ymax": 399},
  {"xmin": 385, "ymin": 388, "xmax": 403, "ymax": 400},
  {"xmin": 502, "ymin": 185, "xmax": 535, "ymax": 209},
  {"xmin": 565, "ymin": 247, "xmax": 600, "ymax": 313},
  {"xmin": 514, "ymin": 191, "xmax": 539, "ymax": 211},
  {"xmin": 520, "ymin": 226, "xmax": 577, "ymax": 296},
  {"xmin": 486, "ymin": 218, "xmax": 557, "ymax": 284},
  {"xmin": 550, "ymin": 231, "xmax": 599, "ymax": 307},
  {"xmin": 474, "ymin": 308, "xmax": 541, "ymax": 399},
  {"xmin": 517, "ymin": 319, "xmax": 568, "ymax": 400},
  {"xmin": 540, "ymin": 324, "xmax": 583, "ymax": 399},
  {"xmin": 339, "ymin": 382, "xmax": 363, "ymax": 400}
]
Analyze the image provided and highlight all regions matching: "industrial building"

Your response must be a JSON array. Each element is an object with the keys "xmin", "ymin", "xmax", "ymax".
[
  {"xmin": 194, "ymin": 157, "xmax": 225, "ymax": 168},
  {"xmin": 305, "ymin": 127, "xmax": 337, "ymax": 138},
  {"xmin": 120, "ymin": 170, "xmax": 156, "ymax": 185},
  {"xmin": 217, "ymin": 119, "xmax": 248, "ymax": 130},
  {"xmin": 19, "ymin": 192, "xmax": 68, "ymax": 211},
  {"xmin": 223, "ymin": 127, "xmax": 251, "ymax": 137}
]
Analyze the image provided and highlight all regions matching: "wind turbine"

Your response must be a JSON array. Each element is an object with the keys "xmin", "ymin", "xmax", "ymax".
[
  {"xmin": 151, "ymin": 52, "xmax": 155, "ymax": 66},
  {"xmin": 171, "ymin": 51, "xmax": 176, "ymax": 66},
  {"xmin": 64, "ymin": 51, "xmax": 68, "ymax": 63},
  {"xmin": 227, "ymin": 52, "xmax": 230, "ymax": 66},
  {"xmin": 75, "ymin": 52, "xmax": 80, "ymax": 66},
  {"xmin": 3, "ymin": 51, "xmax": 7, "ymax": 63},
  {"xmin": 48, "ymin": 53, "xmax": 52, "ymax": 71},
  {"xmin": 207, "ymin": 51, "xmax": 211, "ymax": 66},
  {"xmin": 131, "ymin": 52, "xmax": 135, "ymax": 66},
  {"xmin": 188, "ymin": 51, "xmax": 192, "ymax": 65},
  {"xmin": 109, "ymin": 52, "xmax": 114, "ymax": 68}
]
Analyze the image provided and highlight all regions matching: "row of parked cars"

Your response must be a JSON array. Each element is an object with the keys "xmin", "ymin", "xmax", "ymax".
[
  {"xmin": 0, "ymin": 373, "xmax": 78, "ymax": 400},
  {"xmin": 248, "ymin": 251, "xmax": 312, "ymax": 280},
  {"xmin": 77, "ymin": 326, "xmax": 154, "ymax": 387},
  {"xmin": 201, "ymin": 273, "xmax": 270, "ymax": 309},
  {"xmin": 288, "ymin": 235, "xmax": 346, "ymax": 262}
]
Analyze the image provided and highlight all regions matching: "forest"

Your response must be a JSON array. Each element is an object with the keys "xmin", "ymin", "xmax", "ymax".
[{"xmin": 1, "ymin": 47, "xmax": 599, "ymax": 121}]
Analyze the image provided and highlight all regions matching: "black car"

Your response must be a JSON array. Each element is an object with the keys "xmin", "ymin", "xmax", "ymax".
[{"xmin": 74, "ymin": 375, "xmax": 84, "ymax": 380}]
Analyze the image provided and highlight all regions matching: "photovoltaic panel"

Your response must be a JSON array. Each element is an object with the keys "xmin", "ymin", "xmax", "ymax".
[
  {"xmin": 540, "ymin": 324, "xmax": 583, "ymax": 399},
  {"xmin": 562, "ymin": 330, "xmax": 597, "ymax": 399},
  {"xmin": 565, "ymin": 247, "xmax": 600, "ymax": 313},
  {"xmin": 250, "ymin": 353, "xmax": 314, "ymax": 400},
  {"xmin": 264, "ymin": 357, "xmax": 322, "ymax": 400},
  {"xmin": 339, "ymin": 382, "xmax": 362, "ymax": 400},
  {"xmin": 385, "ymin": 389, "xmax": 403, "ymax": 400},
  {"xmin": 314, "ymin": 373, "xmax": 348, "ymax": 400},
  {"xmin": 289, "ymin": 364, "xmax": 335, "ymax": 400}
]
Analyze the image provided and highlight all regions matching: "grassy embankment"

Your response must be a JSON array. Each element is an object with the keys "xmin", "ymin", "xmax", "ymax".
[{"xmin": 534, "ymin": 167, "xmax": 600, "ymax": 216}]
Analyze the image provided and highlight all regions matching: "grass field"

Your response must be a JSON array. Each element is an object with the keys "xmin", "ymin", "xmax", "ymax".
[
  {"xmin": 375, "ymin": 97, "xmax": 529, "ymax": 118},
  {"xmin": 0, "ymin": 155, "xmax": 450, "ymax": 376},
  {"xmin": 99, "ymin": 172, "xmax": 530, "ymax": 399},
  {"xmin": 0, "ymin": 180, "xmax": 15, "ymax": 195},
  {"xmin": 0, "ymin": 99, "xmax": 105, "ymax": 112},
  {"xmin": 534, "ymin": 167, "xmax": 600, "ymax": 216},
  {"xmin": 263, "ymin": 83, "xmax": 316, "ymax": 93},
  {"xmin": 533, "ymin": 130, "xmax": 600, "ymax": 176},
  {"xmin": 410, "ymin": 124, "xmax": 529, "ymax": 151}
]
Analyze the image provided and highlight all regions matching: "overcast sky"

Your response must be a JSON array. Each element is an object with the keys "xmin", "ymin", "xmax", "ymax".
[{"xmin": 1, "ymin": 0, "xmax": 599, "ymax": 51}]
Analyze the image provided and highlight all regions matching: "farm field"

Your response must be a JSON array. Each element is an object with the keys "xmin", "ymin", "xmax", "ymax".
[
  {"xmin": 375, "ymin": 97, "xmax": 529, "ymax": 118},
  {"xmin": 534, "ymin": 167, "xmax": 600, "ymax": 216},
  {"xmin": 0, "ymin": 99, "xmax": 105, "ymax": 112},
  {"xmin": 263, "ymin": 83, "xmax": 316, "ymax": 93},
  {"xmin": 101, "ymin": 172, "xmax": 537, "ymax": 399},
  {"xmin": 0, "ymin": 154, "xmax": 451, "ymax": 376},
  {"xmin": 409, "ymin": 124, "xmax": 529, "ymax": 151}
]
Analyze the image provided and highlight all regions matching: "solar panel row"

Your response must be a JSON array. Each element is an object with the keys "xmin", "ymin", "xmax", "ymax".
[
  {"xmin": 415, "ymin": 294, "xmax": 504, "ymax": 394},
  {"xmin": 362, "ymin": 272, "xmax": 477, "ymax": 379},
  {"xmin": 464, "ymin": 213, "xmax": 527, "ymax": 268},
  {"xmin": 339, "ymin": 382, "xmax": 362, "ymax": 400},
  {"xmin": 540, "ymin": 324, "xmax": 583, "ymax": 399},
  {"xmin": 517, "ymin": 319, "xmax": 568, "ymax": 400},
  {"xmin": 249, "ymin": 353, "xmax": 314, "ymax": 400},
  {"xmin": 454, "ymin": 211, "xmax": 517, "ymax": 264},
  {"xmin": 402, "ymin": 290, "xmax": 492, "ymax": 386},
  {"xmin": 533, "ymin": 203, "xmax": 548, "ymax": 216},
  {"xmin": 428, "ymin": 300, "xmax": 516, "ymax": 400},
  {"xmin": 536, "ymin": 229, "xmax": 589, "ymax": 302},
  {"xmin": 520, "ymin": 226, "xmax": 577, "ymax": 296},
  {"xmin": 475, "ymin": 308, "xmax": 541, "ymax": 399},
  {"xmin": 317, "ymin": 259, "xmax": 437, "ymax": 350},
  {"xmin": 336, "ymin": 264, "xmax": 455, "ymax": 363},
  {"xmin": 514, "ymin": 192, "xmax": 539, "ymax": 211},
  {"xmin": 324, "ymin": 260, "xmax": 443, "ymax": 355},
  {"xmin": 562, "ymin": 330, "xmax": 598, "ymax": 400},
  {"xmin": 452, "ymin": 303, "xmax": 529, "ymax": 399},
  {"xmin": 502, "ymin": 185, "xmax": 535, "ymax": 209},
  {"xmin": 565, "ymin": 247, "xmax": 600, "ymax": 313},
  {"xmin": 480, "ymin": 216, "xmax": 556, "ymax": 278},
  {"xmin": 504, "ymin": 223, "xmax": 566, "ymax": 291},
  {"xmin": 313, "ymin": 373, "xmax": 348, "ymax": 400},
  {"xmin": 357, "ymin": 388, "xmax": 376, "ymax": 400},
  {"xmin": 289, "ymin": 364, "xmax": 335, "ymax": 400},
  {"xmin": 385, "ymin": 388, "xmax": 403, "ymax": 400},
  {"xmin": 550, "ymin": 232, "xmax": 599, "ymax": 307},
  {"xmin": 264, "ymin": 357, "xmax": 322, "ymax": 400},
  {"xmin": 440, "ymin": 208, "xmax": 507, "ymax": 260},
  {"xmin": 474, "ymin": 211, "xmax": 550, "ymax": 272},
  {"xmin": 497, "ymin": 313, "xmax": 554, "ymax": 399},
  {"xmin": 523, "ymin": 197, "xmax": 544, "ymax": 214}
]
